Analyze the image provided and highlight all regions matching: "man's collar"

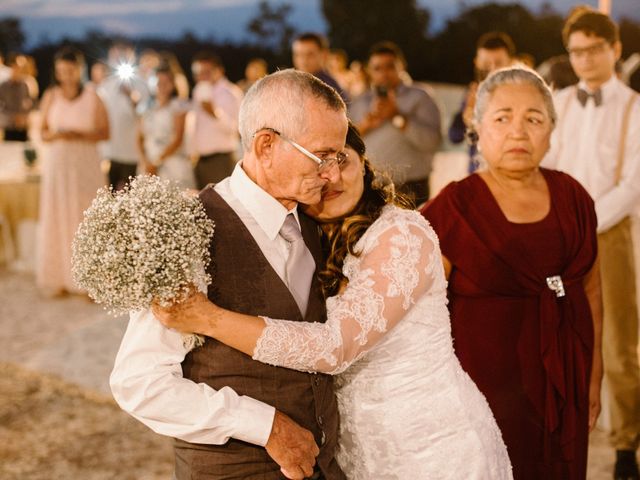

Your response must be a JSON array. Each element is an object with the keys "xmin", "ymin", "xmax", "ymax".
[{"xmin": 229, "ymin": 162, "xmax": 300, "ymax": 240}]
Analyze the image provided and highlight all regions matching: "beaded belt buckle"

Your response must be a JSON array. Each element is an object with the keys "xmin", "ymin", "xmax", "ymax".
[{"xmin": 546, "ymin": 275, "xmax": 566, "ymax": 298}]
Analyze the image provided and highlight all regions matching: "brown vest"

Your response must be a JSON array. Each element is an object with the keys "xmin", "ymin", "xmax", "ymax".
[{"xmin": 174, "ymin": 187, "xmax": 345, "ymax": 480}]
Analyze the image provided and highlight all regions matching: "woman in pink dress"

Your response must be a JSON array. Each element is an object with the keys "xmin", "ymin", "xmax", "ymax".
[{"xmin": 36, "ymin": 47, "xmax": 109, "ymax": 296}]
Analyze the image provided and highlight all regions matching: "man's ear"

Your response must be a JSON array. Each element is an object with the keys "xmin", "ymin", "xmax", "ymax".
[
  {"xmin": 613, "ymin": 41, "xmax": 622, "ymax": 62},
  {"xmin": 253, "ymin": 130, "xmax": 275, "ymax": 167}
]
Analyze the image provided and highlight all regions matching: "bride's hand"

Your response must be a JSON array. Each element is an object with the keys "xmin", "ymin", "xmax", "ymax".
[{"xmin": 152, "ymin": 291, "xmax": 218, "ymax": 336}]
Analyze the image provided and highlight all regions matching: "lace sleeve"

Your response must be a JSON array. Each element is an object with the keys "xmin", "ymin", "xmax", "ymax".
[{"xmin": 253, "ymin": 210, "xmax": 441, "ymax": 374}]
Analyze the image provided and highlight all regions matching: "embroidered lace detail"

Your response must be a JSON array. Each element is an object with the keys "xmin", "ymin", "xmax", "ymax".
[{"xmin": 254, "ymin": 206, "xmax": 440, "ymax": 374}]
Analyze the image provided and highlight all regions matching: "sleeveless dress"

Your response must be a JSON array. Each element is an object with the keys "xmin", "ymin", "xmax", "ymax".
[
  {"xmin": 253, "ymin": 206, "xmax": 513, "ymax": 479},
  {"xmin": 36, "ymin": 87, "xmax": 107, "ymax": 293},
  {"xmin": 141, "ymin": 98, "xmax": 195, "ymax": 190}
]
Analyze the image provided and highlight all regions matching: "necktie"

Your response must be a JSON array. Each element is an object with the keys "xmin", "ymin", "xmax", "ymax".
[
  {"xmin": 279, "ymin": 214, "xmax": 316, "ymax": 316},
  {"xmin": 577, "ymin": 88, "xmax": 602, "ymax": 107}
]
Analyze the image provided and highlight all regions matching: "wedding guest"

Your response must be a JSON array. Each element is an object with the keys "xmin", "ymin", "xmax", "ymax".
[
  {"xmin": 16, "ymin": 54, "xmax": 39, "ymax": 100},
  {"xmin": 422, "ymin": 66, "xmax": 602, "ymax": 480},
  {"xmin": 0, "ymin": 53, "xmax": 34, "ymax": 141},
  {"xmin": 159, "ymin": 51, "xmax": 189, "ymax": 100},
  {"xmin": 98, "ymin": 41, "xmax": 149, "ymax": 190},
  {"xmin": 152, "ymin": 122, "xmax": 513, "ymax": 479},
  {"xmin": 190, "ymin": 50, "xmax": 243, "ymax": 189},
  {"xmin": 292, "ymin": 32, "xmax": 349, "ymax": 102},
  {"xmin": 350, "ymin": 41, "xmax": 442, "ymax": 205},
  {"xmin": 138, "ymin": 66, "xmax": 195, "ymax": 190},
  {"xmin": 542, "ymin": 54, "xmax": 579, "ymax": 91},
  {"xmin": 236, "ymin": 57, "xmax": 268, "ymax": 94},
  {"xmin": 542, "ymin": 10, "xmax": 640, "ymax": 478},
  {"xmin": 327, "ymin": 49, "xmax": 354, "ymax": 96},
  {"xmin": 36, "ymin": 47, "xmax": 109, "ymax": 296},
  {"xmin": 449, "ymin": 32, "xmax": 515, "ymax": 173},
  {"xmin": 88, "ymin": 61, "xmax": 108, "ymax": 90},
  {"xmin": 348, "ymin": 60, "xmax": 368, "ymax": 97}
]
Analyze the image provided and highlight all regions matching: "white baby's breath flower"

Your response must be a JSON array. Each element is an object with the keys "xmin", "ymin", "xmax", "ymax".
[{"xmin": 72, "ymin": 176, "xmax": 215, "ymax": 348}]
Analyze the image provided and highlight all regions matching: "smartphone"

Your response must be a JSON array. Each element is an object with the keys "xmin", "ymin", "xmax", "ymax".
[{"xmin": 375, "ymin": 85, "xmax": 388, "ymax": 98}]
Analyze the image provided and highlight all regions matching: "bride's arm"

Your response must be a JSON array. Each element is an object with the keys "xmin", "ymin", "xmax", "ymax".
[{"xmin": 154, "ymin": 213, "xmax": 440, "ymax": 374}]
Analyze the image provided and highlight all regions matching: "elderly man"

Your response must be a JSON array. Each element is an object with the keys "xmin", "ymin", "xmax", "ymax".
[
  {"xmin": 349, "ymin": 41, "xmax": 441, "ymax": 206},
  {"xmin": 111, "ymin": 69, "xmax": 348, "ymax": 480}
]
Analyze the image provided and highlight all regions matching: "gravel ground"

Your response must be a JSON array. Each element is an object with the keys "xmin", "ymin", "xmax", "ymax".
[{"xmin": 0, "ymin": 269, "xmax": 624, "ymax": 479}]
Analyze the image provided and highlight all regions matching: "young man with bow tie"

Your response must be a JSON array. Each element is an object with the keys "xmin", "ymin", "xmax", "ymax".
[{"xmin": 543, "ymin": 8, "xmax": 640, "ymax": 480}]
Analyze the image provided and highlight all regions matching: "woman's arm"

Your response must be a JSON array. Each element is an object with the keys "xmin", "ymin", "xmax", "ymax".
[
  {"xmin": 39, "ymin": 89, "xmax": 56, "ymax": 142},
  {"xmin": 154, "ymin": 213, "xmax": 440, "ymax": 375},
  {"xmin": 584, "ymin": 256, "xmax": 603, "ymax": 431}
]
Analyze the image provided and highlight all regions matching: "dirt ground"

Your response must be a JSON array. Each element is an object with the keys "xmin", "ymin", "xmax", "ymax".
[{"xmin": 0, "ymin": 269, "xmax": 626, "ymax": 479}]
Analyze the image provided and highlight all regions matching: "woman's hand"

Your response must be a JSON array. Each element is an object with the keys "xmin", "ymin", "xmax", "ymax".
[
  {"xmin": 152, "ymin": 291, "xmax": 218, "ymax": 336},
  {"xmin": 588, "ymin": 351, "xmax": 603, "ymax": 432}
]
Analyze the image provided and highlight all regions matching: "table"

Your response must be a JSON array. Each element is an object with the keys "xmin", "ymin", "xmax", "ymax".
[{"xmin": 0, "ymin": 141, "xmax": 40, "ymax": 270}]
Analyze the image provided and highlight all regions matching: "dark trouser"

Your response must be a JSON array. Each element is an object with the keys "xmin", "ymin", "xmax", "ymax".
[
  {"xmin": 398, "ymin": 177, "xmax": 430, "ymax": 208},
  {"xmin": 108, "ymin": 159, "xmax": 138, "ymax": 191},
  {"xmin": 4, "ymin": 128, "xmax": 28, "ymax": 142},
  {"xmin": 195, "ymin": 151, "xmax": 236, "ymax": 190}
]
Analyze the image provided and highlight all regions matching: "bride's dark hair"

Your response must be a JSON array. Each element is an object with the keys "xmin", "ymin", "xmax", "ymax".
[{"xmin": 319, "ymin": 123, "xmax": 412, "ymax": 297}]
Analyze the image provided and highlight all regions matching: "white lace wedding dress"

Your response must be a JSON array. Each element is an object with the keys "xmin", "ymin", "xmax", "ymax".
[{"xmin": 254, "ymin": 206, "xmax": 513, "ymax": 479}]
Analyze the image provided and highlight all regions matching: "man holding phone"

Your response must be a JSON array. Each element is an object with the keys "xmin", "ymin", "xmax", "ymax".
[
  {"xmin": 349, "ymin": 41, "xmax": 441, "ymax": 206},
  {"xmin": 191, "ymin": 51, "xmax": 243, "ymax": 189}
]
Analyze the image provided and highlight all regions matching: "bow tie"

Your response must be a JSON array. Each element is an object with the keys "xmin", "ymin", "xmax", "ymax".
[{"xmin": 577, "ymin": 88, "xmax": 602, "ymax": 107}]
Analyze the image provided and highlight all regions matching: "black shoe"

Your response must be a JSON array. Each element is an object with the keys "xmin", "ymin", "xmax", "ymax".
[{"xmin": 615, "ymin": 450, "xmax": 640, "ymax": 480}]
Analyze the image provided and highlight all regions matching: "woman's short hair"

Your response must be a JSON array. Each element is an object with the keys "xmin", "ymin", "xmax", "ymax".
[
  {"xmin": 473, "ymin": 66, "xmax": 557, "ymax": 128},
  {"xmin": 238, "ymin": 69, "xmax": 345, "ymax": 151}
]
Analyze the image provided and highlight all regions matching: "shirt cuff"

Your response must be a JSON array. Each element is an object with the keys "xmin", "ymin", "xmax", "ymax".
[{"xmin": 231, "ymin": 395, "xmax": 276, "ymax": 446}]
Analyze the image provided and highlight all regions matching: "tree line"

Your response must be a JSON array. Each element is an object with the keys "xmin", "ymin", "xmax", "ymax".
[{"xmin": 1, "ymin": 0, "xmax": 639, "ymax": 94}]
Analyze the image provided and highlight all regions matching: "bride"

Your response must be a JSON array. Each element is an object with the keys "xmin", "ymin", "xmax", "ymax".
[{"xmin": 154, "ymin": 123, "xmax": 513, "ymax": 480}]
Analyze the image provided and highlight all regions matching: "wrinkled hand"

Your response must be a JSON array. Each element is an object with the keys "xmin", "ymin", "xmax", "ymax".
[
  {"xmin": 265, "ymin": 410, "xmax": 319, "ymax": 480},
  {"xmin": 151, "ymin": 291, "xmax": 217, "ymax": 335}
]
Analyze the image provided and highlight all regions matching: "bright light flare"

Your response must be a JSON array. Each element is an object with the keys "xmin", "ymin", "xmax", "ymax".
[{"xmin": 116, "ymin": 62, "xmax": 135, "ymax": 81}]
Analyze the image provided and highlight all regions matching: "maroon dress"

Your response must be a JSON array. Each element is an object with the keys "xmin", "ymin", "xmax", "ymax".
[{"xmin": 421, "ymin": 169, "xmax": 597, "ymax": 480}]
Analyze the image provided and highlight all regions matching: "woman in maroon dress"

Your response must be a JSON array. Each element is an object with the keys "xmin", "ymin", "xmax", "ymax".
[{"xmin": 422, "ymin": 66, "xmax": 602, "ymax": 479}]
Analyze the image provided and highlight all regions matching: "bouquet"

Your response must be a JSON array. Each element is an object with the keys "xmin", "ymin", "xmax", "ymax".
[{"xmin": 72, "ymin": 176, "xmax": 215, "ymax": 348}]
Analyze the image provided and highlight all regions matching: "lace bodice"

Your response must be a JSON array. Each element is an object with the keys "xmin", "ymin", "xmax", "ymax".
[{"xmin": 254, "ymin": 206, "xmax": 443, "ymax": 374}]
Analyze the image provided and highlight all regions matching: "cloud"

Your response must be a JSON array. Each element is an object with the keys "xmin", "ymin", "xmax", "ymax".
[{"xmin": 0, "ymin": 0, "xmax": 263, "ymax": 18}]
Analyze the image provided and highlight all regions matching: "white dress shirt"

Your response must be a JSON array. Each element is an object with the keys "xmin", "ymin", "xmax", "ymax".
[
  {"xmin": 542, "ymin": 75, "xmax": 640, "ymax": 232},
  {"xmin": 191, "ymin": 77, "xmax": 243, "ymax": 156},
  {"xmin": 98, "ymin": 76, "xmax": 150, "ymax": 163},
  {"xmin": 110, "ymin": 162, "xmax": 303, "ymax": 446}
]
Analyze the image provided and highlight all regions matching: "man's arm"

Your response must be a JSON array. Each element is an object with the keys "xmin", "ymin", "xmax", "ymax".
[
  {"xmin": 401, "ymin": 89, "xmax": 442, "ymax": 154},
  {"xmin": 595, "ymin": 102, "xmax": 640, "ymax": 233},
  {"xmin": 110, "ymin": 309, "xmax": 275, "ymax": 445}
]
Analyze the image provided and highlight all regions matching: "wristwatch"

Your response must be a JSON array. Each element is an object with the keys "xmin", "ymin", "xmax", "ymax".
[{"xmin": 392, "ymin": 114, "xmax": 406, "ymax": 129}]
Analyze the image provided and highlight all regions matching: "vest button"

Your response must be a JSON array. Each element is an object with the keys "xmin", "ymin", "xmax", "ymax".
[
  {"xmin": 317, "ymin": 415, "xmax": 323, "ymax": 426},
  {"xmin": 314, "ymin": 376, "xmax": 320, "ymax": 386},
  {"xmin": 321, "ymin": 431, "xmax": 326, "ymax": 445}
]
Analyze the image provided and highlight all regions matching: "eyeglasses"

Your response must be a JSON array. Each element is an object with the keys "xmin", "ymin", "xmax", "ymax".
[
  {"xmin": 259, "ymin": 128, "xmax": 349, "ymax": 173},
  {"xmin": 567, "ymin": 41, "xmax": 608, "ymax": 59}
]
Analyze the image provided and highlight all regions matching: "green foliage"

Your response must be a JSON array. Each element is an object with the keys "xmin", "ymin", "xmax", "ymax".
[
  {"xmin": 321, "ymin": 0, "xmax": 432, "ymax": 77},
  {"xmin": 0, "ymin": 17, "xmax": 25, "ymax": 55}
]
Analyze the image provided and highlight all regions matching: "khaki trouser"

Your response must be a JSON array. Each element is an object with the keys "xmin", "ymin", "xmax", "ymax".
[{"xmin": 599, "ymin": 216, "xmax": 640, "ymax": 450}]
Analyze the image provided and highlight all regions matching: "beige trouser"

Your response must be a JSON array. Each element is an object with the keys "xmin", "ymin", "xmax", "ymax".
[{"xmin": 599, "ymin": 216, "xmax": 640, "ymax": 450}]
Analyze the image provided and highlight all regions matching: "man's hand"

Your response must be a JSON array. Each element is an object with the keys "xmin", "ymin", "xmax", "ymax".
[
  {"xmin": 152, "ymin": 291, "xmax": 217, "ymax": 335},
  {"xmin": 372, "ymin": 89, "xmax": 399, "ymax": 121},
  {"xmin": 265, "ymin": 410, "xmax": 319, "ymax": 480}
]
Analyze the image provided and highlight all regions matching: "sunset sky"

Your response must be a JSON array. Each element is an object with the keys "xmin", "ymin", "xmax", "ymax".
[{"xmin": 1, "ymin": 0, "xmax": 638, "ymax": 47}]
